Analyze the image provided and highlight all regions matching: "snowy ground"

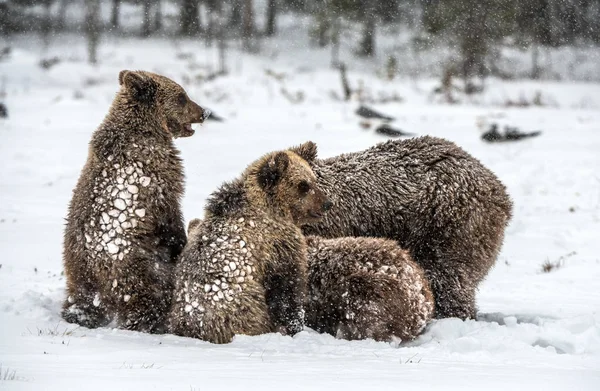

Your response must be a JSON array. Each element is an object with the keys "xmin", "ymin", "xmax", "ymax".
[{"xmin": 0, "ymin": 35, "xmax": 599, "ymax": 390}]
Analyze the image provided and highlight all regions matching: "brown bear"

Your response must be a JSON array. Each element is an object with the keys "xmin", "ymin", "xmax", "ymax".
[
  {"xmin": 305, "ymin": 236, "xmax": 434, "ymax": 342},
  {"xmin": 62, "ymin": 70, "xmax": 209, "ymax": 333},
  {"xmin": 168, "ymin": 149, "xmax": 331, "ymax": 344},
  {"xmin": 292, "ymin": 138, "xmax": 512, "ymax": 320}
]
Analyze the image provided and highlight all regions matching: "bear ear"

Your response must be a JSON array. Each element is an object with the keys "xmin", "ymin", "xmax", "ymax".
[
  {"xmin": 289, "ymin": 141, "xmax": 318, "ymax": 162},
  {"xmin": 118, "ymin": 70, "xmax": 157, "ymax": 103},
  {"xmin": 187, "ymin": 218, "xmax": 202, "ymax": 233},
  {"xmin": 257, "ymin": 152, "xmax": 290, "ymax": 191}
]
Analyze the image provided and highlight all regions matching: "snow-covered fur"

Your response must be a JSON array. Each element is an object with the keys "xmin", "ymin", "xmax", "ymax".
[
  {"xmin": 168, "ymin": 150, "xmax": 331, "ymax": 344},
  {"xmin": 62, "ymin": 70, "xmax": 207, "ymax": 333},
  {"xmin": 306, "ymin": 236, "xmax": 434, "ymax": 342},
  {"xmin": 293, "ymin": 137, "xmax": 512, "ymax": 319}
]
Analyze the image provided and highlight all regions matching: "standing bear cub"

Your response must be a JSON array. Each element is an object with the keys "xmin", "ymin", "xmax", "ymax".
[
  {"xmin": 63, "ymin": 70, "xmax": 209, "ymax": 333},
  {"xmin": 293, "ymin": 138, "xmax": 512, "ymax": 320},
  {"xmin": 169, "ymin": 149, "xmax": 331, "ymax": 344}
]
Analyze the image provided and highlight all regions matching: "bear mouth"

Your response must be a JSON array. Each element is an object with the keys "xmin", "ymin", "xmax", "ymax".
[
  {"xmin": 179, "ymin": 123, "xmax": 195, "ymax": 138},
  {"xmin": 308, "ymin": 211, "xmax": 324, "ymax": 220}
]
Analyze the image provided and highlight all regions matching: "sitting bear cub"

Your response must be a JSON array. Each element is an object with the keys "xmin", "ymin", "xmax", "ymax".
[{"xmin": 169, "ymin": 148, "xmax": 331, "ymax": 344}]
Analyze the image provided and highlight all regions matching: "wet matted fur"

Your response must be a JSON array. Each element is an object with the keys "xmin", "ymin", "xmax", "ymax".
[
  {"xmin": 293, "ymin": 137, "xmax": 512, "ymax": 319},
  {"xmin": 62, "ymin": 70, "xmax": 208, "ymax": 332},
  {"xmin": 169, "ymin": 149, "xmax": 331, "ymax": 343},
  {"xmin": 306, "ymin": 236, "xmax": 434, "ymax": 342}
]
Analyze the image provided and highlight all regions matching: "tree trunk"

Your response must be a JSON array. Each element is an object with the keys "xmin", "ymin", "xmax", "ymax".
[
  {"xmin": 531, "ymin": 42, "xmax": 540, "ymax": 79},
  {"xmin": 218, "ymin": 6, "xmax": 228, "ymax": 74},
  {"xmin": 359, "ymin": 15, "xmax": 376, "ymax": 57},
  {"xmin": 111, "ymin": 0, "xmax": 121, "ymax": 29},
  {"xmin": 378, "ymin": 0, "xmax": 398, "ymax": 23},
  {"xmin": 57, "ymin": 0, "xmax": 69, "ymax": 31},
  {"xmin": 155, "ymin": 0, "xmax": 162, "ymax": 32},
  {"xmin": 265, "ymin": 0, "xmax": 277, "ymax": 36},
  {"xmin": 180, "ymin": 0, "xmax": 202, "ymax": 36},
  {"xmin": 230, "ymin": 0, "xmax": 242, "ymax": 27},
  {"xmin": 142, "ymin": 2, "xmax": 152, "ymax": 37},
  {"xmin": 85, "ymin": 0, "xmax": 101, "ymax": 65},
  {"xmin": 242, "ymin": 0, "xmax": 255, "ymax": 51},
  {"xmin": 283, "ymin": 0, "xmax": 305, "ymax": 12},
  {"xmin": 358, "ymin": 0, "xmax": 377, "ymax": 57},
  {"xmin": 315, "ymin": 9, "xmax": 330, "ymax": 48},
  {"xmin": 330, "ymin": 17, "xmax": 340, "ymax": 68},
  {"xmin": 41, "ymin": 1, "xmax": 52, "ymax": 48},
  {"xmin": 460, "ymin": 2, "xmax": 488, "ymax": 80}
]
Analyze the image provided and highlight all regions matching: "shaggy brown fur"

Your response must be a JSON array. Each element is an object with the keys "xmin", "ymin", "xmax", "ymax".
[
  {"xmin": 293, "ymin": 137, "xmax": 512, "ymax": 320},
  {"xmin": 168, "ymin": 150, "xmax": 331, "ymax": 344},
  {"xmin": 62, "ymin": 70, "xmax": 208, "ymax": 333},
  {"xmin": 306, "ymin": 236, "xmax": 434, "ymax": 342}
]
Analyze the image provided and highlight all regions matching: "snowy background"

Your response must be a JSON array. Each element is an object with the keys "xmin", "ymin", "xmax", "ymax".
[{"xmin": 1, "ymin": 1, "xmax": 600, "ymax": 389}]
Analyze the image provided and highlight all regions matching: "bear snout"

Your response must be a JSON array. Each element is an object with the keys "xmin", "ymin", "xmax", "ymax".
[{"xmin": 188, "ymin": 101, "xmax": 209, "ymax": 124}]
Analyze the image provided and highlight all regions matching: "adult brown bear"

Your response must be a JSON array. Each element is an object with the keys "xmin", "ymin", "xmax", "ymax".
[{"xmin": 293, "ymin": 138, "xmax": 512, "ymax": 320}]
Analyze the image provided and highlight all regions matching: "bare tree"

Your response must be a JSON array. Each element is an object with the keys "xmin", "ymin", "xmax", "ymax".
[
  {"xmin": 215, "ymin": 2, "xmax": 228, "ymax": 74},
  {"xmin": 85, "ymin": 0, "xmax": 101, "ymax": 65},
  {"xmin": 155, "ymin": 0, "xmax": 162, "ymax": 32},
  {"xmin": 41, "ymin": 0, "xmax": 52, "ymax": 49},
  {"xmin": 205, "ymin": 0, "xmax": 218, "ymax": 46},
  {"xmin": 180, "ymin": 0, "xmax": 202, "ymax": 36},
  {"xmin": 330, "ymin": 16, "xmax": 341, "ymax": 68},
  {"xmin": 459, "ymin": 2, "xmax": 488, "ymax": 81},
  {"xmin": 358, "ymin": 1, "xmax": 377, "ymax": 57},
  {"xmin": 265, "ymin": 0, "xmax": 277, "ymax": 36},
  {"xmin": 111, "ymin": 0, "xmax": 121, "ymax": 29},
  {"xmin": 142, "ymin": 1, "xmax": 153, "ymax": 37},
  {"xmin": 230, "ymin": 0, "xmax": 242, "ymax": 27},
  {"xmin": 242, "ymin": 0, "xmax": 255, "ymax": 51},
  {"xmin": 57, "ymin": 0, "xmax": 70, "ymax": 31}
]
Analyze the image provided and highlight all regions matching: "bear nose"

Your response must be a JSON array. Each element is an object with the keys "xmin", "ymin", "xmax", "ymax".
[
  {"xmin": 322, "ymin": 200, "xmax": 333, "ymax": 212},
  {"xmin": 201, "ymin": 109, "xmax": 211, "ymax": 121}
]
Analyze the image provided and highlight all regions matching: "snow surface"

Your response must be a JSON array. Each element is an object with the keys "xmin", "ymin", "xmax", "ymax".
[{"xmin": 1, "ymin": 35, "xmax": 599, "ymax": 390}]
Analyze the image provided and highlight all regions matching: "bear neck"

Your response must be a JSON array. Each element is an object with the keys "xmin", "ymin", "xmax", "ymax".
[
  {"xmin": 242, "ymin": 180, "xmax": 294, "ymax": 224},
  {"xmin": 91, "ymin": 96, "xmax": 173, "ymax": 157},
  {"xmin": 205, "ymin": 178, "xmax": 247, "ymax": 219},
  {"xmin": 205, "ymin": 177, "xmax": 295, "ymax": 226}
]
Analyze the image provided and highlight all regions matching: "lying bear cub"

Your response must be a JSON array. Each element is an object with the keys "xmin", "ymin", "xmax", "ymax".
[{"xmin": 306, "ymin": 236, "xmax": 434, "ymax": 342}]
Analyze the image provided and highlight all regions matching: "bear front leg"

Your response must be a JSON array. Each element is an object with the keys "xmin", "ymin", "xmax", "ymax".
[
  {"xmin": 62, "ymin": 282, "xmax": 111, "ymax": 329},
  {"xmin": 427, "ymin": 269, "xmax": 477, "ymax": 320},
  {"xmin": 264, "ymin": 263, "xmax": 306, "ymax": 336},
  {"xmin": 156, "ymin": 216, "xmax": 187, "ymax": 263},
  {"xmin": 114, "ymin": 257, "xmax": 174, "ymax": 334}
]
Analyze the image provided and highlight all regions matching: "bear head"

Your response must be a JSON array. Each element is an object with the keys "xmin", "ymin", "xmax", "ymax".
[
  {"xmin": 248, "ymin": 148, "xmax": 332, "ymax": 226},
  {"xmin": 118, "ymin": 70, "xmax": 210, "ymax": 138}
]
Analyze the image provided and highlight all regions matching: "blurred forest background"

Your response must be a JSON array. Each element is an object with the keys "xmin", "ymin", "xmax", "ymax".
[{"xmin": 1, "ymin": 0, "xmax": 599, "ymax": 91}]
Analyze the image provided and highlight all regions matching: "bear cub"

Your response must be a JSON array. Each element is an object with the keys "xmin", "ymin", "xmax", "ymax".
[
  {"xmin": 306, "ymin": 236, "xmax": 434, "ymax": 342},
  {"xmin": 62, "ymin": 70, "xmax": 209, "ymax": 333},
  {"xmin": 169, "ymin": 148, "xmax": 331, "ymax": 344}
]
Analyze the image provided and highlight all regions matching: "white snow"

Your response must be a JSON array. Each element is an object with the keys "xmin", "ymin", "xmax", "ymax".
[
  {"xmin": 139, "ymin": 176, "xmax": 151, "ymax": 187},
  {"xmin": 113, "ymin": 198, "xmax": 126, "ymax": 211},
  {"xmin": 0, "ymin": 34, "xmax": 599, "ymax": 390}
]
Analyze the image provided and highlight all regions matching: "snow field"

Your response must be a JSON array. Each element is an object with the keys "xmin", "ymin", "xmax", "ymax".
[{"xmin": 0, "ymin": 36, "xmax": 599, "ymax": 390}]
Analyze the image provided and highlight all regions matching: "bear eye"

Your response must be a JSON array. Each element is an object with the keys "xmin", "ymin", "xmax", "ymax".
[
  {"xmin": 177, "ymin": 93, "xmax": 187, "ymax": 106},
  {"xmin": 298, "ymin": 180, "xmax": 310, "ymax": 194}
]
